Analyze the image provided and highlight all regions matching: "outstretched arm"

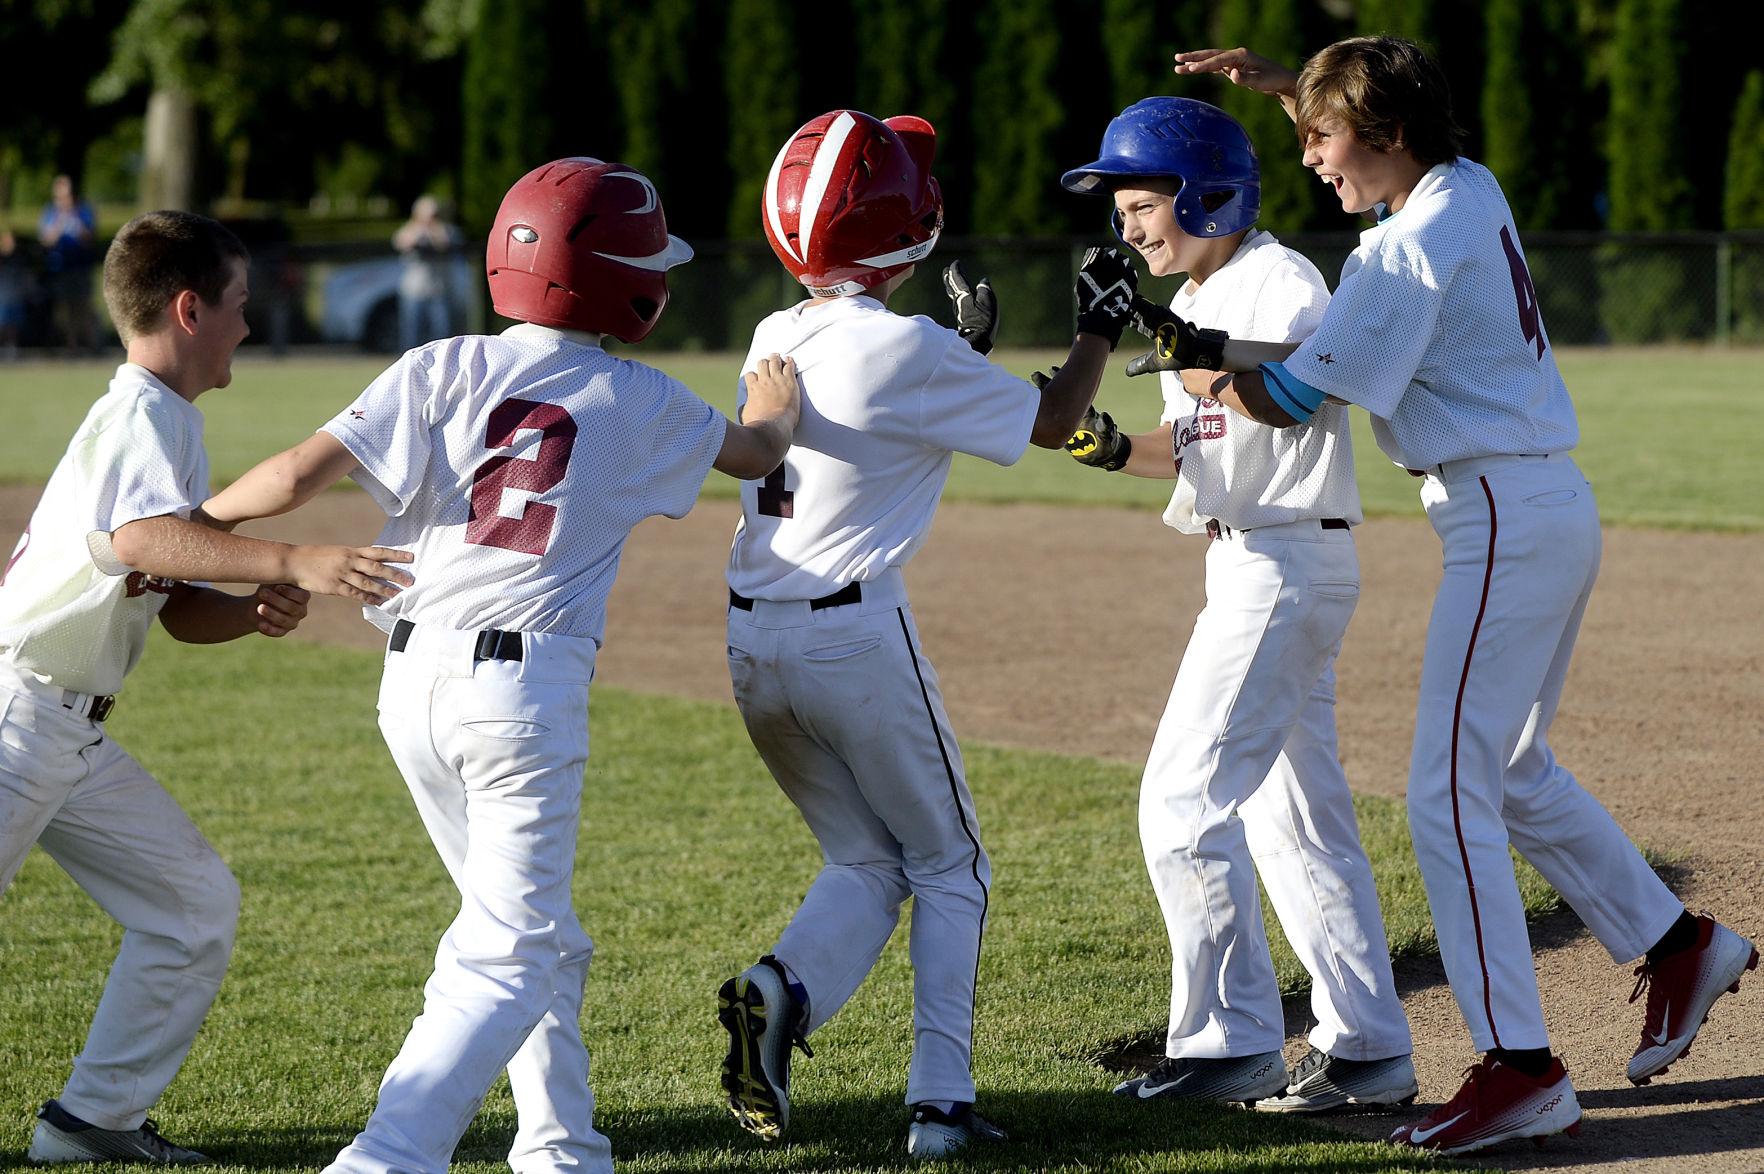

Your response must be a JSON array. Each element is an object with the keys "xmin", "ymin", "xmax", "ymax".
[
  {"xmin": 108, "ymin": 516, "xmax": 412, "ymax": 605},
  {"xmin": 204, "ymin": 431, "xmax": 365, "ymax": 524},
  {"xmin": 1174, "ymin": 48, "xmax": 1301, "ymax": 121},
  {"xmin": 714, "ymin": 353, "xmax": 802, "ymax": 480}
]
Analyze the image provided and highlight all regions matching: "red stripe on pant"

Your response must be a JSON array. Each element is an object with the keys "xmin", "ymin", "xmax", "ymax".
[{"xmin": 1447, "ymin": 476, "xmax": 1502, "ymax": 1047}]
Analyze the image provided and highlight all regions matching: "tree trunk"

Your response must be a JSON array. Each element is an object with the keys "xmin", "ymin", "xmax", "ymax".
[{"xmin": 140, "ymin": 87, "xmax": 198, "ymax": 211}]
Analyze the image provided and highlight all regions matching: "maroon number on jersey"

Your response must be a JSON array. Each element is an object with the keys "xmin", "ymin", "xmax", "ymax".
[
  {"xmin": 466, "ymin": 398, "xmax": 578, "ymax": 555},
  {"xmin": 757, "ymin": 463, "xmax": 793, "ymax": 518},
  {"xmin": 1500, "ymin": 225, "xmax": 1546, "ymax": 360}
]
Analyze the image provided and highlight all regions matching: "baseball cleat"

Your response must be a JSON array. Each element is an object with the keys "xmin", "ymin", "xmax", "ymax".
[
  {"xmin": 1112, "ymin": 1050, "xmax": 1288, "ymax": 1105},
  {"xmin": 28, "ymin": 1100, "xmax": 210, "ymax": 1165},
  {"xmin": 717, "ymin": 955, "xmax": 810, "ymax": 1141},
  {"xmin": 1390, "ymin": 1056, "xmax": 1581, "ymax": 1155},
  {"xmin": 905, "ymin": 1102, "xmax": 1006, "ymax": 1159},
  {"xmin": 1626, "ymin": 914, "xmax": 1759, "ymax": 1085},
  {"xmin": 1255, "ymin": 1047, "xmax": 1419, "ymax": 1113}
]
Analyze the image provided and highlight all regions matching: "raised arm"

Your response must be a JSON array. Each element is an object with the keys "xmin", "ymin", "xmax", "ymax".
[
  {"xmin": 1174, "ymin": 48, "xmax": 1301, "ymax": 121},
  {"xmin": 714, "ymin": 353, "xmax": 801, "ymax": 480}
]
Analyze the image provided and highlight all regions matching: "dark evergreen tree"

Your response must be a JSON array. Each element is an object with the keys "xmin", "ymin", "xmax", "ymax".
[
  {"xmin": 1482, "ymin": 0, "xmax": 1594, "ymax": 229},
  {"xmin": 461, "ymin": 0, "xmax": 554, "ymax": 232},
  {"xmin": 969, "ymin": 0, "xmax": 1066, "ymax": 235},
  {"xmin": 1606, "ymin": 0, "xmax": 1688, "ymax": 230},
  {"xmin": 1211, "ymin": 0, "xmax": 1317, "ymax": 233},
  {"xmin": 723, "ymin": 0, "xmax": 799, "ymax": 236},
  {"xmin": 1726, "ymin": 70, "xmax": 1764, "ymax": 229}
]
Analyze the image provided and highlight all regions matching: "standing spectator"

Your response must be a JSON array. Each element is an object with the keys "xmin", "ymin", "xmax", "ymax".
[
  {"xmin": 38, "ymin": 174, "xmax": 100, "ymax": 355},
  {"xmin": 391, "ymin": 195, "xmax": 461, "ymax": 351},
  {"xmin": 0, "ymin": 227, "xmax": 29, "ymax": 361}
]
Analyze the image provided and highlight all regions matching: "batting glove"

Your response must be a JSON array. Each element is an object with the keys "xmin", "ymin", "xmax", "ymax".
[
  {"xmin": 1124, "ymin": 296, "xmax": 1229, "ymax": 375},
  {"xmin": 1073, "ymin": 247, "xmax": 1138, "ymax": 348},
  {"xmin": 942, "ymin": 260, "xmax": 998, "ymax": 355},
  {"xmin": 1064, "ymin": 404, "xmax": 1132, "ymax": 471}
]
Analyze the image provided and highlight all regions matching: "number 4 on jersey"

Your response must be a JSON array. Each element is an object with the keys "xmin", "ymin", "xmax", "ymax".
[
  {"xmin": 1500, "ymin": 225, "xmax": 1546, "ymax": 361},
  {"xmin": 757, "ymin": 463, "xmax": 793, "ymax": 518}
]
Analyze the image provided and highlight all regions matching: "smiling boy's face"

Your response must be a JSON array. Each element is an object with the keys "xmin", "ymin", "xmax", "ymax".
[{"xmin": 1112, "ymin": 181, "xmax": 1205, "ymax": 279}]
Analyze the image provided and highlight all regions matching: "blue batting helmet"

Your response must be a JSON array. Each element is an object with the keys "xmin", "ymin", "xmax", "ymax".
[{"xmin": 1060, "ymin": 97, "xmax": 1260, "ymax": 238}]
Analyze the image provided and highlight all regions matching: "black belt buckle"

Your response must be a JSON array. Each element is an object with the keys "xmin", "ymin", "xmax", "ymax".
[
  {"xmin": 1321, "ymin": 518, "xmax": 1350, "ymax": 531},
  {"xmin": 89, "ymin": 695, "xmax": 116, "ymax": 722},
  {"xmin": 473, "ymin": 629, "xmax": 523, "ymax": 662}
]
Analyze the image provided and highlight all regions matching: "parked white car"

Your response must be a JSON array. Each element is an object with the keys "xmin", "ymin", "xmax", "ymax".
[{"xmin": 319, "ymin": 254, "xmax": 477, "ymax": 352}]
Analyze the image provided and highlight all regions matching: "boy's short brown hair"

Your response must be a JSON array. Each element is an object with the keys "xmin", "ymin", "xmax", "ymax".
[
  {"xmin": 1295, "ymin": 36, "xmax": 1464, "ymax": 168},
  {"xmin": 102, "ymin": 211, "xmax": 249, "ymax": 342}
]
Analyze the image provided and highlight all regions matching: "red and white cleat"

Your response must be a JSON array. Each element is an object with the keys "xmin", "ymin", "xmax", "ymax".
[
  {"xmin": 1627, "ymin": 914, "xmax": 1759, "ymax": 1085},
  {"xmin": 1390, "ymin": 1057, "xmax": 1581, "ymax": 1156}
]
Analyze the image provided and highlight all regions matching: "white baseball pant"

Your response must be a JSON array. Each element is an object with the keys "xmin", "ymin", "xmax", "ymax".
[
  {"xmin": 1410, "ymin": 453, "xmax": 1682, "ymax": 1052},
  {"xmin": 0, "ymin": 678, "xmax": 240, "ymax": 1131},
  {"xmin": 725, "ymin": 567, "xmax": 990, "ymax": 1108},
  {"xmin": 325, "ymin": 624, "xmax": 607, "ymax": 1174},
  {"xmin": 1140, "ymin": 521, "xmax": 1411, "ymax": 1061}
]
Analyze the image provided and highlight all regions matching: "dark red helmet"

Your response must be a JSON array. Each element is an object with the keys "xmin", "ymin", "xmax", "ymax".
[
  {"xmin": 486, "ymin": 158, "xmax": 691, "ymax": 342},
  {"xmin": 762, "ymin": 110, "xmax": 943, "ymax": 297}
]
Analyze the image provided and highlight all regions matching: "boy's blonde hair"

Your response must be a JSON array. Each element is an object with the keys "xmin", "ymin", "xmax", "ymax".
[
  {"xmin": 102, "ymin": 211, "xmax": 248, "ymax": 342},
  {"xmin": 1295, "ymin": 36, "xmax": 1464, "ymax": 167}
]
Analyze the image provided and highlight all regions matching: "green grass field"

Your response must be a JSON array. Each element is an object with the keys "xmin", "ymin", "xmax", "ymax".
[
  {"xmin": 4, "ymin": 346, "xmax": 1761, "ymax": 530},
  {"xmin": 0, "ymin": 635, "xmax": 1494, "ymax": 1172}
]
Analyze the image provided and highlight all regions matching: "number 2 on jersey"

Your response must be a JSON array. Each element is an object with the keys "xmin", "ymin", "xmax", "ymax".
[
  {"xmin": 466, "ymin": 397, "xmax": 577, "ymax": 555},
  {"xmin": 757, "ymin": 462, "xmax": 794, "ymax": 518},
  {"xmin": 1500, "ymin": 225, "xmax": 1546, "ymax": 360}
]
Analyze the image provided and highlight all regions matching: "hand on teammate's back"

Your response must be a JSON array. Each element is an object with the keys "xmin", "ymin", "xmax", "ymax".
[
  {"xmin": 285, "ymin": 544, "xmax": 415, "ymax": 606},
  {"xmin": 743, "ymin": 353, "xmax": 801, "ymax": 432},
  {"xmin": 1073, "ymin": 247, "xmax": 1138, "ymax": 348}
]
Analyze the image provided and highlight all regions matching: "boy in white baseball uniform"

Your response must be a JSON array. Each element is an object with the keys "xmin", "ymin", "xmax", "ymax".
[
  {"xmin": 1058, "ymin": 97, "xmax": 1415, "ymax": 1113},
  {"xmin": 3, "ymin": 210, "xmax": 412, "ymax": 1165},
  {"xmin": 1163, "ymin": 38, "xmax": 1757, "ymax": 1155},
  {"xmin": 201, "ymin": 159, "xmax": 801, "ymax": 1174},
  {"xmin": 715, "ymin": 109, "xmax": 1137, "ymax": 1159}
]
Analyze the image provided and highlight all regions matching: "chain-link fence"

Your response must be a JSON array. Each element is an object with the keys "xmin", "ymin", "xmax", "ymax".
[
  {"xmin": 250, "ymin": 230, "xmax": 1764, "ymax": 355},
  {"xmin": 647, "ymin": 230, "xmax": 1764, "ymax": 351}
]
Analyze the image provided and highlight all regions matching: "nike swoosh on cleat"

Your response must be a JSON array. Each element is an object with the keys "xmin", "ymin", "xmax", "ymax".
[
  {"xmin": 1407, "ymin": 1111, "xmax": 1468, "ymax": 1145},
  {"xmin": 1136, "ymin": 1081, "xmax": 1175, "ymax": 1099},
  {"xmin": 1647, "ymin": 1003, "xmax": 1671, "ymax": 1047}
]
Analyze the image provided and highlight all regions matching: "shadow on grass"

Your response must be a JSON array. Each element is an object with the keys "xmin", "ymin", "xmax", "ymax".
[{"xmin": 593, "ymin": 1089, "xmax": 1452, "ymax": 1172}]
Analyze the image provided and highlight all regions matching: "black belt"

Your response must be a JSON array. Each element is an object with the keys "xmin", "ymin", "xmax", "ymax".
[
  {"xmin": 1206, "ymin": 518, "xmax": 1350, "ymax": 538},
  {"xmin": 388, "ymin": 618, "xmax": 524, "ymax": 662},
  {"xmin": 64, "ymin": 693, "xmax": 116, "ymax": 722},
  {"xmin": 728, "ymin": 582, "xmax": 863, "ymax": 612}
]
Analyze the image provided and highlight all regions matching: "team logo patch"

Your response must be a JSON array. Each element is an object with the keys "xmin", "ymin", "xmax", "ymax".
[
  {"xmin": 1314, "ymin": 352, "xmax": 1334, "ymax": 364},
  {"xmin": 349, "ymin": 409, "xmax": 367, "ymax": 420}
]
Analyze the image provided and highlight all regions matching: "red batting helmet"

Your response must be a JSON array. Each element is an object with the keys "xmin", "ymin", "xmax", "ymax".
[
  {"xmin": 486, "ymin": 158, "xmax": 691, "ymax": 342},
  {"xmin": 762, "ymin": 110, "xmax": 943, "ymax": 297}
]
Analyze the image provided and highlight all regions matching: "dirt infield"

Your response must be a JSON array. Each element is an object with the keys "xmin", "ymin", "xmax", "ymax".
[{"xmin": 6, "ymin": 484, "xmax": 1759, "ymax": 1172}]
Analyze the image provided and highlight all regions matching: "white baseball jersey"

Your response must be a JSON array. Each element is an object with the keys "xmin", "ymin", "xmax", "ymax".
[
  {"xmin": 1156, "ymin": 231, "xmax": 1359, "ymax": 534},
  {"xmin": 0, "ymin": 364, "xmax": 205, "ymax": 695},
  {"xmin": 1282, "ymin": 159, "xmax": 1579, "ymax": 469},
  {"xmin": 725, "ymin": 296, "xmax": 1039, "ymax": 600},
  {"xmin": 324, "ymin": 323, "xmax": 725, "ymax": 644}
]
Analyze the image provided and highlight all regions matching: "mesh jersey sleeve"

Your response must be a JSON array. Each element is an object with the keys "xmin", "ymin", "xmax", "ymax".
[
  {"xmin": 84, "ymin": 393, "xmax": 204, "ymax": 536},
  {"xmin": 1284, "ymin": 243, "xmax": 1440, "ymax": 418},
  {"xmin": 633, "ymin": 367, "xmax": 726, "ymax": 520},
  {"xmin": 917, "ymin": 332, "xmax": 1039, "ymax": 467},
  {"xmin": 321, "ymin": 350, "xmax": 438, "ymax": 516}
]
